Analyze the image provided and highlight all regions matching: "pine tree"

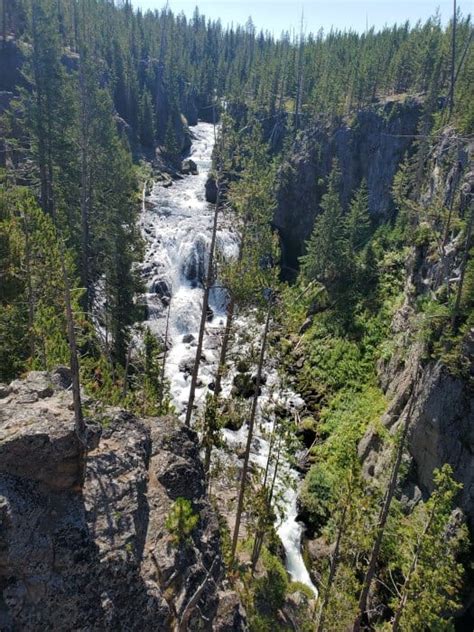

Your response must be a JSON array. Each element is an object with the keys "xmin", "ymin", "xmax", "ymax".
[
  {"xmin": 300, "ymin": 162, "xmax": 347, "ymax": 289},
  {"xmin": 345, "ymin": 181, "xmax": 371, "ymax": 255},
  {"xmin": 390, "ymin": 466, "xmax": 467, "ymax": 631},
  {"xmin": 139, "ymin": 89, "xmax": 155, "ymax": 148}
]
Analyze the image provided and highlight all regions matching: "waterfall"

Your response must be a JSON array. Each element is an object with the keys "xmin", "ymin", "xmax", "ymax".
[{"xmin": 140, "ymin": 122, "xmax": 317, "ymax": 596}]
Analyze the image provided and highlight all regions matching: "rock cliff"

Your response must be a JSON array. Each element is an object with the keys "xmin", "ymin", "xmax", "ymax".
[
  {"xmin": 274, "ymin": 97, "xmax": 422, "ymax": 277},
  {"xmin": 0, "ymin": 370, "xmax": 246, "ymax": 631},
  {"xmin": 359, "ymin": 128, "xmax": 473, "ymax": 525},
  {"xmin": 358, "ymin": 128, "xmax": 474, "ymax": 624}
]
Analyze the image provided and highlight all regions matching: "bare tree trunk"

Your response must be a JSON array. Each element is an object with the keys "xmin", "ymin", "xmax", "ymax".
[
  {"xmin": 122, "ymin": 342, "xmax": 133, "ymax": 398},
  {"xmin": 251, "ymin": 431, "xmax": 282, "ymax": 573},
  {"xmin": 78, "ymin": 53, "xmax": 92, "ymax": 312},
  {"xmin": 391, "ymin": 503, "xmax": 437, "ymax": 631},
  {"xmin": 178, "ymin": 558, "xmax": 218, "ymax": 632},
  {"xmin": 214, "ymin": 225, "xmax": 246, "ymax": 396},
  {"xmin": 268, "ymin": 436, "xmax": 282, "ymax": 506},
  {"xmin": 159, "ymin": 300, "xmax": 171, "ymax": 410},
  {"xmin": 353, "ymin": 368, "xmax": 421, "ymax": 632},
  {"xmin": 316, "ymin": 477, "xmax": 352, "ymax": 632},
  {"xmin": 60, "ymin": 244, "xmax": 87, "ymax": 486},
  {"xmin": 214, "ymin": 296, "xmax": 234, "ymax": 396},
  {"xmin": 22, "ymin": 213, "xmax": 36, "ymax": 361},
  {"xmin": 231, "ymin": 301, "xmax": 272, "ymax": 562},
  {"xmin": 449, "ymin": 0, "xmax": 457, "ymax": 118},
  {"xmin": 185, "ymin": 184, "xmax": 220, "ymax": 427}
]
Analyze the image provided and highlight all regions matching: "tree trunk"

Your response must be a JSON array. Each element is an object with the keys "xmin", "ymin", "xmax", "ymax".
[
  {"xmin": 352, "ymin": 368, "xmax": 421, "ymax": 632},
  {"xmin": 158, "ymin": 300, "xmax": 171, "ymax": 410},
  {"xmin": 251, "ymin": 432, "xmax": 282, "ymax": 573},
  {"xmin": 449, "ymin": 0, "xmax": 457, "ymax": 117},
  {"xmin": 391, "ymin": 503, "xmax": 437, "ymax": 631},
  {"xmin": 316, "ymin": 477, "xmax": 352, "ymax": 632},
  {"xmin": 214, "ymin": 225, "xmax": 246, "ymax": 396},
  {"xmin": 177, "ymin": 558, "xmax": 218, "ymax": 632},
  {"xmin": 78, "ymin": 49, "xmax": 92, "ymax": 312},
  {"xmin": 22, "ymin": 213, "xmax": 36, "ymax": 361},
  {"xmin": 184, "ymin": 183, "xmax": 220, "ymax": 426},
  {"xmin": 231, "ymin": 301, "xmax": 272, "ymax": 562}
]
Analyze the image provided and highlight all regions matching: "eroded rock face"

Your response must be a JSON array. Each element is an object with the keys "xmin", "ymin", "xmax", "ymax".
[
  {"xmin": 362, "ymin": 350, "xmax": 474, "ymax": 528},
  {"xmin": 358, "ymin": 129, "xmax": 474, "ymax": 530},
  {"xmin": 0, "ymin": 372, "xmax": 246, "ymax": 631},
  {"xmin": 274, "ymin": 97, "xmax": 422, "ymax": 277}
]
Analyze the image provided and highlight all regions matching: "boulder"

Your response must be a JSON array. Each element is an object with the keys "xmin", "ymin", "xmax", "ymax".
[
  {"xmin": 213, "ymin": 591, "xmax": 248, "ymax": 632},
  {"xmin": 205, "ymin": 175, "xmax": 218, "ymax": 204},
  {"xmin": 153, "ymin": 278, "xmax": 172, "ymax": 303},
  {"xmin": 236, "ymin": 360, "xmax": 250, "ymax": 374},
  {"xmin": 181, "ymin": 158, "xmax": 198, "ymax": 175},
  {"xmin": 178, "ymin": 357, "xmax": 195, "ymax": 375},
  {"xmin": 0, "ymin": 372, "xmax": 100, "ymax": 490}
]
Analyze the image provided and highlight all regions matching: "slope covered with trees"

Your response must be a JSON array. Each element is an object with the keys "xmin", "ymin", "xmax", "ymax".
[{"xmin": 0, "ymin": 1, "xmax": 473, "ymax": 631}]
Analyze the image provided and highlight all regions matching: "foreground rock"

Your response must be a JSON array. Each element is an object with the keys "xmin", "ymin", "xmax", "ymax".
[{"xmin": 0, "ymin": 371, "xmax": 246, "ymax": 631}]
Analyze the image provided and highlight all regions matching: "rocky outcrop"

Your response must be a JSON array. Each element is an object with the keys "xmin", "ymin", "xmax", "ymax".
[
  {"xmin": 359, "ymin": 129, "xmax": 474, "ymax": 529},
  {"xmin": 0, "ymin": 371, "xmax": 246, "ymax": 631},
  {"xmin": 206, "ymin": 174, "xmax": 218, "ymax": 204},
  {"xmin": 274, "ymin": 97, "xmax": 423, "ymax": 277},
  {"xmin": 360, "ymin": 351, "xmax": 474, "ymax": 521}
]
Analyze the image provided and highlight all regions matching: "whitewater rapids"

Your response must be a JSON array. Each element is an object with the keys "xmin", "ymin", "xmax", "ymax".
[{"xmin": 140, "ymin": 122, "xmax": 317, "ymax": 596}]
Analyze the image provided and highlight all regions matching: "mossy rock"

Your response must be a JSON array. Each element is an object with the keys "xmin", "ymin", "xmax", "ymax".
[{"xmin": 295, "ymin": 417, "xmax": 318, "ymax": 448}]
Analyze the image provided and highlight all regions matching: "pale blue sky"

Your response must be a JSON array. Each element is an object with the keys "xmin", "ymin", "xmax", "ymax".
[{"xmin": 134, "ymin": 1, "xmax": 471, "ymax": 36}]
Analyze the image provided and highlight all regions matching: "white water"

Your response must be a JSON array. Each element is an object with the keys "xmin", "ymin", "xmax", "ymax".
[{"xmin": 140, "ymin": 122, "xmax": 317, "ymax": 596}]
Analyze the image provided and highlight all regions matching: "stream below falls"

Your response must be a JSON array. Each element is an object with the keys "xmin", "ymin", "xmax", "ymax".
[{"xmin": 139, "ymin": 121, "xmax": 317, "ymax": 596}]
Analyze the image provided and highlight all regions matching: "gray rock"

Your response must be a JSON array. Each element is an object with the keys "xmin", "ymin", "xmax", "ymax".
[
  {"xmin": 181, "ymin": 158, "xmax": 198, "ymax": 175},
  {"xmin": 213, "ymin": 590, "xmax": 248, "ymax": 631},
  {"xmin": 0, "ymin": 373, "xmax": 246, "ymax": 631},
  {"xmin": 205, "ymin": 175, "xmax": 218, "ymax": 204}
]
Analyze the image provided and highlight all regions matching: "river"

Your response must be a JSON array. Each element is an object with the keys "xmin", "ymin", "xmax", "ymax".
[{"xmin": 139, "ymin": 121, "xmax": 317, "ymax": 596}]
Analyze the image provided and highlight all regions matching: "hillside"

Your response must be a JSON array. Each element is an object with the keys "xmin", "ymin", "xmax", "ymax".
[{"xmin": 0, "ymin": 2, "xmax": 473, "ymax": 631}]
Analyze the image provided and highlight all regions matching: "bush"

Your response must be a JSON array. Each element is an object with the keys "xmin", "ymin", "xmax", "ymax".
[
  {"xmin": 254, "ymin": 549, "xmax": 289, "ymax": 613},
  {"xmin": 165, "ymin": 498, "xmax": 199, "ymax": 546},
  {"xmin": 299, "ymin": 465, "xmax": 336, "ymax": 534}
]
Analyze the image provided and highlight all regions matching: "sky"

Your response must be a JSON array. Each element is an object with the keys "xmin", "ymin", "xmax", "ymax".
[{"xmin": 134, "ymin": 1, "xmax": 470, "ymax": 36}]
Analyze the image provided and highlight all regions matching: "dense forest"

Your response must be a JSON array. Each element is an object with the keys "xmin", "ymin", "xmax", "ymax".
[{"xmin": 0, "ymin": 1, "xmax": 473, "ymax": 631}]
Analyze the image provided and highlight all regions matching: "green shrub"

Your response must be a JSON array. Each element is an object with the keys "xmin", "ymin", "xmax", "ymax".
[
  {"xmin": 254, "ymin": 549, "xmax": 289, "ymax": 613},
  {"xmin": 165, "ymin": 498, "xmax": 199, "ymax": 546},
  {"xmin": 299, "ymin": 465, "xmax": 336, "ymax": 534}
]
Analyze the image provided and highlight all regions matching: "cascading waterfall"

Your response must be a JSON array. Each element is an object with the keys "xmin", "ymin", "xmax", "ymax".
[{"xmin": 140, "ymin": 122, "xmax": 317, "ymax": 596}]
